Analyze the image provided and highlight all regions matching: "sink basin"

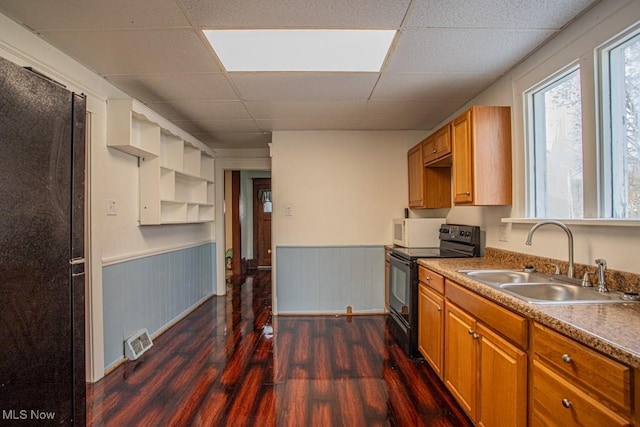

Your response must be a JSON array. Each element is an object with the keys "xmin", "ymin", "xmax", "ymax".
[
  {"xmin": 499, "ymin": 283, "xmax": 621, "ymax": 304},
  {"xmin": 459, "ymin": 269, "xmax": 550, "ymax": 284},
  {"xmin": 458, "ymin": 269, "xmax": 632, "ymax": 304}
]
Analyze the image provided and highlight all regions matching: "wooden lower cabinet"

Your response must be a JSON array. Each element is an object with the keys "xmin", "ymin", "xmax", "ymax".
[
  {"xmin": 418, "ymin": 283, "xmax": 444, "ymax": 378},
  {"xmin": 444, "ymin": 302, "xmax": 478, "ymax": 418},
  {"xmin": 531, "ymin": 360, "xmax": 631, "ymax": 426},
  {"xmin": 443, "ymin": 302, "xmax": 527, "ymax": 426},
  {"xmin": 531, "ymin": 323, "xmax": 634, "ymax": 426},
  {"xmin": 477, "ymin": 323, "xmax": 527, "ymax": 427},
  {"xmin": 417, "ymin": 270, "xmax": 637, "ymax": 426}
]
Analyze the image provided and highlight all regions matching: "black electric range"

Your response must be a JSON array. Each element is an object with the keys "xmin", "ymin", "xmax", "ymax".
[{"xmin": 387, "ymin": 224, "xmax": 482, "ymax": 357}]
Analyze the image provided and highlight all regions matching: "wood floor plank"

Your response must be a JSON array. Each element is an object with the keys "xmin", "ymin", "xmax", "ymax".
[{"xmin": 87, "ymin": 271, "xmax": 472, "ymax": 427}]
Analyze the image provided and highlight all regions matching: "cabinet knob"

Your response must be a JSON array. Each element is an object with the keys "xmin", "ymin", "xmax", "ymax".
[
  {"xmin": 465, "ymin": 191, "xmax": 471, "ymax": 195},
  {"xmin": 561, "ymin": 398, "xmax": 572, "ymax": 409},
  {"xmin": 468, "ymin": 329, "xmax": 474, "ymax": 335},
  {"xmin": 432, "ymin": 149, "xmax": 437, "ymax": 153},
  {"xmin": 436, "ymin": 306, "xmax": 442, "ymax": 312},
  {"xmin": 472, "ymin": 333, "xmax": 479, "ymax": 339},
  {"xmin": 561, "ymin": 354, "xmax": 572, "ymax": 363}
]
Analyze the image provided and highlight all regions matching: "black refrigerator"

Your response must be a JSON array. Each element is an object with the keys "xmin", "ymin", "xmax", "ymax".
[{"xmin": 0, "ymin": 56, "xmax": 86, "ymax": 425}]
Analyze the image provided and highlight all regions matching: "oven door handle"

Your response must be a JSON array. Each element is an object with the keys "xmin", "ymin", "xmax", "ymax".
[{"xmin": 389, "ymin": 253, "xmax": 411, "ymax": 267}]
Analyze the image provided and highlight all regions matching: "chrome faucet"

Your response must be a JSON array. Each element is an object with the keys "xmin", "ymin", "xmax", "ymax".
[
  {"xmin": 595, "ymin": 259, "xmax": 608, "ymax": 292},
  {"xmin": 525, "ymin": 220, "xmax": 575, "ymax": 279}
]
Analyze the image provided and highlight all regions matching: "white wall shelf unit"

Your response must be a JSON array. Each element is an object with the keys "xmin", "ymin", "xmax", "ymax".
[{"xmin": 107, "ymin": 98, "xmax": 215, "ymax": 225}]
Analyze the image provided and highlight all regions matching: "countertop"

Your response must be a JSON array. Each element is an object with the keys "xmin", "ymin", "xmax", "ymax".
[{"xmin": 417, "ymin": 257, "xmax": 640, "ymax": 369}]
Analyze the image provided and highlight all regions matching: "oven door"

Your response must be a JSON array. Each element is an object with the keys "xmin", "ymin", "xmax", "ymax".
[{"xmin": 388, "ymin": 253, "xmax": 412, "ymax": 326}]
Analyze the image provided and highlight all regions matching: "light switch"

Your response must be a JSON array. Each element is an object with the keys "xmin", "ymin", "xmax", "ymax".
[
  {"xmin": 107, "ymin": 199, "xmax": 118, "ymax": 216},
  {"xmin": 285, "ymin": 205, "xmax": 293, "ymax": 216}
]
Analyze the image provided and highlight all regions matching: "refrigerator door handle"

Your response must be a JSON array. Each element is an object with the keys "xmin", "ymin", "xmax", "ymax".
[{"xmin": 70, "ymin": 257, "xmax": 85, "ymax": 276}]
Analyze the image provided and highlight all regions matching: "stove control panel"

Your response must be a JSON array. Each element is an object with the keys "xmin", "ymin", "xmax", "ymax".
[{"xmin": 439, "ymin": 224, "xmax": 481, "ymax": 245}]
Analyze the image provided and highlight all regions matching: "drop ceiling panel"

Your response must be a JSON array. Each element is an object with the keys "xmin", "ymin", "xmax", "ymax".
[
  {"xmin": 181, "ymin": 0, "xmax": 411, "ymax": 28},
  {"xmin": 0, "ymin": 0, "xmax": 190, "ymax": 30},
  {"xmin": 143, "ymin": 103, "xmax": 192, "ymax": 122},
  {"xmin": 387, "ymin": 28, "xmax": 555, "ymax": 74},
  {"xmin": 195, "ymin": 132, "xmax": 272, "ymax": 149},
  {"xmin": 405, "ymin": 0, "xmax": 597, "ymax": 29},
  {"xmin": 256, "ymin": 118, "xmax": 362, "ymax": 131},
  {"xmin": 107, "ymin": 73, "xmax": 238, "ymax": 103},
  {"xmin": 183, "ymin": 119, "xmax": 262, "ymax": 134},
  {"xmin": 372, "ymin": 73, "xmax": 497, "ymax": 100},
  {"xmin": 246, "ymin": 101, "xmax": 367, "ymax": 120},
  {"xmin": 0, "ymin": 1, "xmax": 599, "ymax": 149},
  {"xmin": 230, "ymin": 73, "xmax": 380, "ymax": 101},
  {"xmin": 363, "ymin": 100, "xmax": 464, "ymax": 129},
  {"xmin": 151, "ymin": 101, "xmax": 251, "ymax": 121},
  {"xmin": 41, "ymin": 29, "xmax": 221, "ymax": 75}
]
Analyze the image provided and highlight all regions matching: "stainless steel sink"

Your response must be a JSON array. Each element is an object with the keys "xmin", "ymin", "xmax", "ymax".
[
  {"xmin": 458, "ymin": 269, "xmax": 632, "ymax": 304},
  {"xmin": 460, "ymin": 269, "xmax": 549, "ymax": 284},
  {"xmin": 499, "ymin": 283, "xmax": 621, "ymax": 304}
]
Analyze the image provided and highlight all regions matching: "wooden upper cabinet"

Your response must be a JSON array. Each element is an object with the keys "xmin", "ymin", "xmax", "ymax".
[
  {"xmin": 408, "ymin": 142, "xmax": 451, "ymax": 209},
  {"xmin": 423, "ymin": 124, "xmax": 452, "ymax": 165},
  {"xmin": 408, "ymin": 142, "xmax": 426, "ymax": 208},
  {"xmin": 451, "ymin": 106, "xmax": 512, "ymax": 205}
]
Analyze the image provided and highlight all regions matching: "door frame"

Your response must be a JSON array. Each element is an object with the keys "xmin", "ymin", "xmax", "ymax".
[{"xmin": 214, "ymin": 158, "xmax": 271, "ymax": 296}]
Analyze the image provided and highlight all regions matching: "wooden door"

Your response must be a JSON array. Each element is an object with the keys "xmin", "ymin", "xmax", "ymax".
[
  {"xmin": 444, "ymin": 302, "xmax": 478, "ymax": 421},
  {"xmin": 452, "ymin": 110, "xmax": 474, "ymax": 204},
  {"xmin": 477, "ymin": 324, "xmax": 527, "ymax": 427},
  {"xmin": 418, "ymin": 284, "xmax": 444, "ymax": 378},
  {"xmin": 253, "ymin": 178, "xmax": 272, "ymax": 268}
]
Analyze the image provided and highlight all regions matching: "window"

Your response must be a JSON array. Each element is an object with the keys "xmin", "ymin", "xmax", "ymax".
[
  {"xmin": 601, "ymin": 29, "xmax": 640, "ymax": 218},
  {"xmin": 526, "ymin": 67, "xmax": 583, "ymax": 218}
]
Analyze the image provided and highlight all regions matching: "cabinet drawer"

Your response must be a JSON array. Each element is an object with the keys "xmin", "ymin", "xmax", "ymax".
[
  {"xmin": 419, "ymin": 267, "xmax": 444, "ymax": 294},
  {"xmin": 445, "ymin": 280, "xmax": 527, "ymax": 349},
  {"xmin": 533, "ymin": 323, "xmax": 631, "ymax": 413},
  {"xmin": 531, "ymin": 360, "xmax": 631, "ymax": 427},
  {"xmin": 423, "ymin": 125, "xmax": 451, "ymax": 165}
]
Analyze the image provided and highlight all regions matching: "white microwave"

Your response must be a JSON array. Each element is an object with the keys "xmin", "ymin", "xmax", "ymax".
[{"xmin": 393, "ymin": 218, "xmax": 445, "ymax": 248}]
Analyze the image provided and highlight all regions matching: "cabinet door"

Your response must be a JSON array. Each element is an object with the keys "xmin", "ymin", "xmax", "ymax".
[
  {"xmin": 444, "ymin": 302, "xmax": 478, "ymax": 420},
  {"xmin": 452, "ymin": 110, "xmax": 473, "ymax": 204},
  {"xmin": 408, "ymin": 143, "xmax": 425, "ymax": 207},
  {"xmin": 418, "ymin": 284, "xmax": 444, "ymax": 378},
  {"xmin": 477, "ymin": 324, "xmax": 527, "ymax": 427},
  {"xmin": 424, "ymin": 125, "xmax": 451, "ymax": 165}
]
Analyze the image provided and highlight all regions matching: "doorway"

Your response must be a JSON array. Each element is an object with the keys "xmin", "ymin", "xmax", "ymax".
[{"xmin": 223, "ymin": 170, "xmax": 271, "ymax": 278}]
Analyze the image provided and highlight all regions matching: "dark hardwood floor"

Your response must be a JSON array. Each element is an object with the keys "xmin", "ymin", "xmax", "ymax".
[{"xmin": 87, "ymin": 271, "xmax": 472, "ymax": 426}]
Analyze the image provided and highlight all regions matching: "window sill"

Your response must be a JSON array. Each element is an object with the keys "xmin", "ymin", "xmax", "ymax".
[{"xmin": 501, "ymin": 218, "xmax": 640, "ymax": 227}]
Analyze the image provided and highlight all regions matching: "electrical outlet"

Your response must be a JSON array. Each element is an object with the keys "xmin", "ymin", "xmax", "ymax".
[
  {"xmin": 499, "ymin": 224, "xmax": 508, "ymax": 242},
  {"xmin": 107, "ymin": 199, "xmax": 118, "ymax": 216}
]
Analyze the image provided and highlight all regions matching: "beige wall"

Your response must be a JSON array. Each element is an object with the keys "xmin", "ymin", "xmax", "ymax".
[{"xmin": 271, "ymin": 130, "xmax": 427, "ymax": 247}]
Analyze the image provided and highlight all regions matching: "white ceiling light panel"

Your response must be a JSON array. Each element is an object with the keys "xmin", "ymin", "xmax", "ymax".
[{"xmin": 203, "ymin": 29, "xmax": 396, "ymax": 72}]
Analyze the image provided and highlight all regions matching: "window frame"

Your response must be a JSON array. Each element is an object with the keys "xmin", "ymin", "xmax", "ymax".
[
  {"xmin": 597, "ymin": 24, "xmax": 640, "ymax": 219},
  {"xmin": 524, "ymin": 62, "xmax": 582, "ymax": 219}
]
